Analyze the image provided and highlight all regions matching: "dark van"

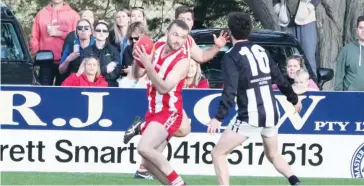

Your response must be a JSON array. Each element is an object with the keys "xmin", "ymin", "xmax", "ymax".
[
  {"xmin": 1, "ymin": 3, "xmax": 34, "ymax": 84},
  {"xmin": 190, "ymin": 28, "xmax": 333, "ymax": 89}
]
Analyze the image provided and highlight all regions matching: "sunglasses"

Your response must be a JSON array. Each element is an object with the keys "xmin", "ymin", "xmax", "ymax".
[
  {"xmin": 95, "ymin": 29, "xmax": 108, "ymax": 33},
  {"xmin": 77, "ymin": 26, "xmax": 90, "ymax": 31},
  {"xmin": 129, "ymin": 36, "xmax": 139, "ymax": 41}
]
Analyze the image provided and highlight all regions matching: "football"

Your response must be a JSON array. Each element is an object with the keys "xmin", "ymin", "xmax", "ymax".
[{"xmin": 135, "ymin": 35, "xmax": 154, "ymax": 69}]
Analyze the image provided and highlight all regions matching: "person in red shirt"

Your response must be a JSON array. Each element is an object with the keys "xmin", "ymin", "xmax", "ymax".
[
  {"xmin": 184, "ymin": 59, "xmax": 210, "ymax": 88},
  {"xmin": 30, "ymin": 0, "xmax": 80, "ymax": 86},
  {"xmin": 61, "ymin": 57, "xmax": 108, "ymax": 87}
]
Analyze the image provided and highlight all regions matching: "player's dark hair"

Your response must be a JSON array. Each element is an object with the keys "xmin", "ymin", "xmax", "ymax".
[
  {"xmin": 357, "ymin": 15, "xmax": 364, "ymax": 28},
  {"xmin": 227, "ymin": 12, "xmax": 252, "ymax": 40},
  {"xmin": 175, "ymin": 6, "xmax": 194, "ymax": 19},
  {"xmin": 167, "ymin": 19, "xmax": 189, "ymax": 31}
]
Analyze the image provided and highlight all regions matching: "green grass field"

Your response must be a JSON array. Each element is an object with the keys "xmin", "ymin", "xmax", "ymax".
[{"xmin": 1, "ymin": 172, "xmax": 364, "ymax": 185}]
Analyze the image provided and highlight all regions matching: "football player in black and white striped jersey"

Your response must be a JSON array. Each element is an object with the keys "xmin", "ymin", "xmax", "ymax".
[{"xmin": 206, "ymin": 12, "xmax": 303, "ymax": 186}]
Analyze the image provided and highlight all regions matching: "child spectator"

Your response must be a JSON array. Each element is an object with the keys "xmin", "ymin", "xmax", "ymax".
[
  {"xmin": 184, "ymin": 59, "xmax": 210, "ymax": 88},
  {"xmin": 292, "ymin": 69, "xmax": 319, "ymax": 94},
  {"xmin": 272, "ymin": 55, "xmax": 319, "ymax": 90},
  {"xmin": 82, "ymin": 21, "xmax": 121, "ymax": 87},
  {"xmin": 61, "ymin": 57, "xmax": 107, "ymax": 87},
  {"xmin": 59, "ymin": 19, "xmax": 95, "ymax": 76}
]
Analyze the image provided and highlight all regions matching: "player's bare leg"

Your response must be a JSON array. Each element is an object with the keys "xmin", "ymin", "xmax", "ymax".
[
  {"xmin": 137, "ymin": 122, "xmax": 185, "ymax": 185},
  {"xmin": 124, "ymin": 111, "xmax": 190, "ymax": 144},
  {"xmin": 124, "ymin": 112, "xmax": 189, "ymax": 181},
  {"xmin": 173, "ymin": 110, "xmax": 191, "ymax": 137},
  {"xmin": 142, "ymin": 140, "xmax": 170, "ymax": 185},
  {"xmin": 211, "ymin": 129, "xmax": 248, "ymax": 185},
  {"xmin": 262, "ymin": 134, "xmax": 302, "ymax": 185}
]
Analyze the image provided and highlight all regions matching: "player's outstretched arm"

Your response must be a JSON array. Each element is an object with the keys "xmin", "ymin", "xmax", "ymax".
[
  {"xmin": 214, "ymin": 55, "xmax": 239, "ymax": 122},
  {"xmin": 207, "ymin": 54, "xmax": 239, "ymax": 134},
  {"xmin": 190, "ymin": 30, "xmax": 229, "ymax": 64},
  {"xmin": 146, "ymin": 58, "xmax": 189, "ymax": 94}
]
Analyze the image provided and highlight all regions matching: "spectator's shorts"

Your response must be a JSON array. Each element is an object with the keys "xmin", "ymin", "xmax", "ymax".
[{"xmin": 141, "ymin": 110, "xmax": 183, "ymax": 141}]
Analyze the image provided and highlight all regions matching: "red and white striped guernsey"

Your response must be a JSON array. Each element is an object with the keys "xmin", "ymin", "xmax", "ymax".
[{"xmin": 146, "ymin": 39, "xmax": 190, "ymax": 114}]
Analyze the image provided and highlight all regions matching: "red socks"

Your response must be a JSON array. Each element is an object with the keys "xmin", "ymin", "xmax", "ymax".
[{"xmin": 167, "ymin": 171, "xmax": 184, "ymax": 186}]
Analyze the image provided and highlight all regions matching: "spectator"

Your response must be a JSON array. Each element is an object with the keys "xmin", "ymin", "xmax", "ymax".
[
  {"xmin": 109, "ymin": 9, "xmax": 130, "ymax": 56},
  {"xmin": 130, "ymin": 7, "xmax": 147, "ymax": 25},
  {"xmin": 273, "ymin": 0, "xmax": 320, "ymax": 76},
  {"xmin": 117, "ymin": 65, "xmax": 137, "ymax": 88},
  {"xmin": 82, "ymin": 21, "xmax": 121, "ymax": 87},
  {"xmin": 292, "ymin": 69, "xmax": 319, "ymax": 94},
  {"xmin": 59, "ymin": 19, "xmax": 95, "ymax": 76},
  {"xmin": 134, "ymin": 75, "xmax": 148, "ymax": 88},
  {"xmin": 62, "ymin": 10, "xmax": 95, "ymax": 53},
  {"xmin": 118, "ymin": 65, "xmax": 149, "ymax": 88},
  {"xmin": 61, "ymin": 57, "xmax": 108, "ymax": 87},
  {"xmin": 272, "ymin": 55, "xmax": 319, "ymax": 90},
  {"xmin": 118, "ymin": 22, "xmax": 149, "ymax": 87},
  {"xmin": 334, "ymin": 16, "xmax": 364, "ymax": 91},
  {"xmin": 30, "ymin": 0, "xmax": 80, "ymax": 86},
  {"xmin": 184, "ymin": 59, "xmax": 210, "ymax": 88}
]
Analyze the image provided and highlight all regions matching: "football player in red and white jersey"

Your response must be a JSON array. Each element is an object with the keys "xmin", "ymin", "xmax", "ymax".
[
  {"xmin": 132, "ymin": 20, "xmax": 191, "ymax": 185},
  {"xmin": 123, "ymin": 6, "xmax": 229, "ymax": 144},
  {"xmin": 123, "ymin": 6, "xmax": 228, "ymax": 181}
]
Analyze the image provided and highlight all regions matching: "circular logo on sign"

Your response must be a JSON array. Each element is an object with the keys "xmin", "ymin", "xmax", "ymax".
[{"xmin": 350, "ymin": 143, "xmax": 364, "ymax": 178}]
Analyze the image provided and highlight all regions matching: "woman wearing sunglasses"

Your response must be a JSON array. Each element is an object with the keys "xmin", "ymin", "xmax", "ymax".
[
  {"xmin": 81, "ymin": 21, "xmax": 121, "ymax": 87},
  {"xmin": 59, "ymin": 19, "xmax": 95, "ymax": 77},
  {"xmin": 117, "ymin": 21, "xmax": 149, "ymax": 88}
]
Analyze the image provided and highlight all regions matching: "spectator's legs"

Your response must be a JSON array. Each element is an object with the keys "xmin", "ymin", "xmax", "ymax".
[
  {"xmin": 55, "ymin": 65, "xmax": 69, "ymax": 85},
  {"xmin": 39, "ymin": 64, "xmax": 55, "ymax": 86},
  {"xmin": 282, "ymin": 27, "xmax": 296, "ymax": 38},
  {"xmin": 299, "ymin": 22, "xmax": 318, "ymax": 76}
]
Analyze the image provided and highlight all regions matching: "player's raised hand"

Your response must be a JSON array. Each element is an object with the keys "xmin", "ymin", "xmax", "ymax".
[
  {"xmin": 207, "ymin": 118, "xmax": 222, "ymax": 135},
  {"xmin": 213, "ymin": 30, "xmax": 229, "ymax": 48},
  {"xmin": 133, "ymin": 45, "xmax": 153, "ymax": 66}
]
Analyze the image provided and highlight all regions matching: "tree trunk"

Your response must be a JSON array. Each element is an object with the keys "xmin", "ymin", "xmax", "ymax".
[
  {"xmin": 245, "ymin": 0, "xmax": 280, "ymax": 30},
  {"xmin": 246, "ymin": 0, "xmax": 362, "ymax": 90},
  {"xmin": 316, "ymin": 0, "xmax": 361, "ymax": 89}
]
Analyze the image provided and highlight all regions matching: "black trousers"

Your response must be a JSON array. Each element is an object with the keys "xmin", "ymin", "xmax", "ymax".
[{"xmin": 38, "ymin": 63, "xmax": 68, "ymax": 86}]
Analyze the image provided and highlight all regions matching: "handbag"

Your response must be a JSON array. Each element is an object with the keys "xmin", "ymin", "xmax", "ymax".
[
  {"xmin": 295, "ymin": 0, "xmax": 316, "ymax": 25},
  {"xmin": 276, "ymin": 0, "xmax": 291, "ymax": 27}
]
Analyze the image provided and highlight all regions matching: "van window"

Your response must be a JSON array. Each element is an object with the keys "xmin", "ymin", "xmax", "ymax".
[{"xmin": 1, "ymin": 22, "xmax": 25, "ymax": 61}]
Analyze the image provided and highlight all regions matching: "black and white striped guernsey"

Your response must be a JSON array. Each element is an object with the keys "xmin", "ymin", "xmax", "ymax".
[{"xmin": 214, "ymin": 41, "xmax": 298, "ymax": 127}]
